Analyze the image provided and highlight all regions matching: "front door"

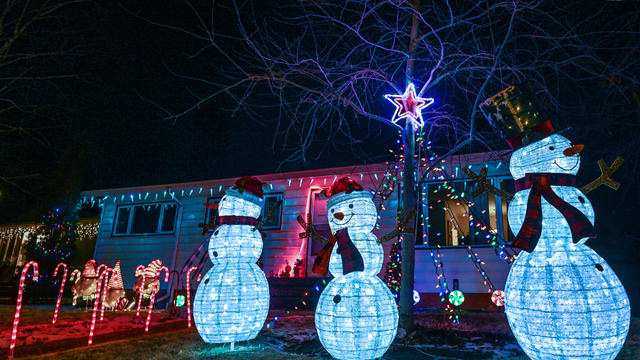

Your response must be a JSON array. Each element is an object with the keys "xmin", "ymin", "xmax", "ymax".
[{"xmin": 306, "ymin": 189, "xmax": 331, "ymax": 277}]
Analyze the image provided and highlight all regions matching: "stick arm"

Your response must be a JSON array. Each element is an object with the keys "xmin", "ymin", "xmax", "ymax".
[
  {"xmin": 580, "ymin": 157, "xmax": 623, "ymax": 194},
  {"xmin": 377, "ymin": 209, "xmax": 416, "ymax": 244},
  {"xmin": 297, "ymin": 213, "xmax": 329, "ymax": 245}
]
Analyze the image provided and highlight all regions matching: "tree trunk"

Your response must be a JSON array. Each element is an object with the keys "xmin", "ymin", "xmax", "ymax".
[
  {"xmin": 398, "ymin": 0, "xmax": 420, "ymax": 334},
  {"xmin": 398, "ymin": 122, "xmax": 417, "ymax": 333}
]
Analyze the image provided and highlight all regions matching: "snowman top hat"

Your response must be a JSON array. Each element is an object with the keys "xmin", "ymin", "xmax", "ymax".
[
  {"xmin": 226, "ymin": 176, "xmax": 265, "ymax": 206},
  {"xmin": 325, "ymin": 177, "xmax": 371, "ymax": 209},
  {"xmin": 480, "ymin": 85, "xmax": 557, "ymax": 150}
]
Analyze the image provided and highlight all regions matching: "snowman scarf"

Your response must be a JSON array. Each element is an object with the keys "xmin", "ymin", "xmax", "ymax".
[
  {"xmin": 513, "ymin": 173, "xmax": 596, "ymax": 252},
  {"xmin": 312, "ymin": 228, "xmax": 364, "ymax": 276}
]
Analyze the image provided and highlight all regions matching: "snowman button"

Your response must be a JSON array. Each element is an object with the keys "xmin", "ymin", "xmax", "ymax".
[
  {"xmin": 333, "ymin": 295, "xmax": 341, "ymax": 304},
  {"xmin": 213, "ymin": 251, "xmax": 218, "ymax": 257},
  {"xmin": 595, "ymin": 263, "xmax": 604, "ymax": 272}
]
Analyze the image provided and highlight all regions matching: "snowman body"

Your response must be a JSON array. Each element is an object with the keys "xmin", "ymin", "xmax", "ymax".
[
  {"xmin": 316, "ymin": 190, "xmax": 397, "ymax": 360},
  {"xmin": 505, "ymin": 135, "xmax": 630, "ymax": 359},
  {"xmin": 193, "ymin": 191, "xmax": 269, "ymax": 343}
]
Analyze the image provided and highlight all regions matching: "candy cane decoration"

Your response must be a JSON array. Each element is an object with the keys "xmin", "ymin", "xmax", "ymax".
[
  {"xmin": 96, "ymin": 264, "xmax": 107, "ymax": 277},
  {"xmin": 99, "ymin": 267, "xmax": 112, "ymax": 321},
  {"xmin": 10, "ymin": 261, "xmax": 39, "ymax": 359},
  {"xmin": 51, "ymin": 262, "xmax": 68, "ymax": 325},
  {"xmin": 145, "ymin": 267, "xmax": 170, "ymax": 333},
  {"xmin": 135, "ymin": 265, "xmax": 145, "ymax": 277},
  {"xmin": 186, "ymin": 266, "xmax": 197, "ymax": 328},
  {"xmin": 134, "ymin": 265, "xmax": 146, "ymax": 317},
  {"xmin": 88, "ymin": 268, "xmax": 112, "ymax": 346},
  {"xmin": 69, "ymin": 269, "xmax": 81, "ymax": 306}
]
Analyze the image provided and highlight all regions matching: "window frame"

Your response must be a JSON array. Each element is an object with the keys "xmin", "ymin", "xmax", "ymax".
[
  {"xmin": 112, "ymin": 201, "xmax": 179, "ymax": 236},
  {"xmin": 418, "ymin": 176, "xmax": 513, "ymax": 249},
  {"xmin": 202, "ymin": 196, "xmax": 223, "ymax": 232},
  {"xmin": 260, "ymin": 192, "xmax": 284, "ymax": 231}
]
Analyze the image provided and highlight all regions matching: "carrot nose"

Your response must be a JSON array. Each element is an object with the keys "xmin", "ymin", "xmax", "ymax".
[
  {"xmin": 563, "ymin": 144, "xmax": 584, "ymax": 156},
  {"xmin": 333, "ymin": 212, "xmax": 344, "ymax": 220}
]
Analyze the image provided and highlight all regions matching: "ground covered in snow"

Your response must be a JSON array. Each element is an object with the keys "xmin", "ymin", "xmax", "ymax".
[{"xmin": 3, "ymin": 307, "xmax": 637, "ymax": 359}]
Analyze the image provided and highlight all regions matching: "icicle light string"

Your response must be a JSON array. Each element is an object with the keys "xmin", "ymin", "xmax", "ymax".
[
  {"xmin": 10, "ymin": 261, "xmax": 39, "ymax": 359},
  {"xmin": 52, "ymin": 262, "xmax": 68, "ymax": 325}
]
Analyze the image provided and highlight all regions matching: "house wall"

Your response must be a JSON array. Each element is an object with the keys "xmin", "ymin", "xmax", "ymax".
[{"xmin": 86, "ymin": 152, "xmax": 513, "ymax": 298}]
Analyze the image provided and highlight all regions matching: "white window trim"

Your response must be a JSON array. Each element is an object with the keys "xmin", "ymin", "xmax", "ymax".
[{"xmin": 113, "ymin": 201, "xmax": 178, "ymax": 236}]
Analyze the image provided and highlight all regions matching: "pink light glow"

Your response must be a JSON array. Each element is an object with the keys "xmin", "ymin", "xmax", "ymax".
[
  {"xmin": 186, "ymin": 266, "xmax": 198, "ymax": 328},
  {"xmin": 384, "ymin": 82, "xmax": 434, "ymax": 130},
  {"xmin": 145, "ymin": 266, "xmax": 170, "ymax": 333},
  {"xmin": 51, "ymin": 262, "xmax": 68, "ymax": 326},
  {"xmin": 10, "ymin": 261, "xmax": 39, "ymax": 359},
  {"xmin": 88, "ymin": 268, "xmax": 112, "ymax": 345}
]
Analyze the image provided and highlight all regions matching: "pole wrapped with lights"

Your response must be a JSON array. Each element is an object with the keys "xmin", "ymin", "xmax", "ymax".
[
  {"xmin": 51, "ymin": 262, "xmax": 68, "ymax": 325},
  {"xmin": 9, "ymin": 261, "xmax": 39, "ymax": 359}
]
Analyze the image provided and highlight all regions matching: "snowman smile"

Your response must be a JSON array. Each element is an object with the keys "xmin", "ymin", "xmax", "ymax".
[
  {"xmin": 331, "ymin": 213, "xmax": 354, "ymax": 226},
  {"xmin": 553, "ymin": 158, "xmax": 578, "ymax": 171}
]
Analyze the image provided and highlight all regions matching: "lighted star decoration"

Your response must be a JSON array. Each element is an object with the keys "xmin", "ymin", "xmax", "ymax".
[{"xmin": 384, "ymin": 82, "xmax": 434, "ymax": 130}]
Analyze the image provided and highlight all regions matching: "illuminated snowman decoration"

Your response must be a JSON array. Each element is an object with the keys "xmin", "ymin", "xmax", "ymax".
[
  {"xmin": 504, "ymin": 134, "xmax": 630, "ymax": 359},
  {"xmin": 313, "ymin": 177, "xmax": 397, "ymax": 360},
  {"xmin": 480, "ymin": 86, "xmax": 631, "ymax": 359},
  {"xmin": 193, "ymin": 176, "xmax": 269, "ymax": 344}
]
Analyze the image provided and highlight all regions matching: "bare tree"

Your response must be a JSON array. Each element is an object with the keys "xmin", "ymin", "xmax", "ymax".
[
  {"xmin": 0, "ymin": 0, "xmax": 83, "ymax": 195},
  {"xmin": 147, "ymin": 0, "xmax": 640, "ymax": 332}
]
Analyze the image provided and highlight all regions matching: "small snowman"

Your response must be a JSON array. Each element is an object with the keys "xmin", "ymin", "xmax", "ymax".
[
  {"xmin": 193, "ymin": 176, "xmax": 269, "ymax": 345},
  {"xmin": 481, "ymin": 86, "xmax": 630, "ymax": 360},
  {"xmin": 298, "ymin": 177, "xmax": 400, "ymax": 360}
]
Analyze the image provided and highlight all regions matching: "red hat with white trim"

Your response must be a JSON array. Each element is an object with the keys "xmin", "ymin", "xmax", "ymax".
[
  {"xmin": 326, "ymin": 177, "xmax": 372, "ymax": 209},
  {"xmin": 226, "ymin": 176, "xmax": 265, "ymax": 206}
]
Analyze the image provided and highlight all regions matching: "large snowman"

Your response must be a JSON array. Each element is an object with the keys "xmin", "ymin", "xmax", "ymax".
[
  {"xmin": 193, "ymin": 176, "xmax": 269, "ymax": 344},
  {"xmin": 481, "ymin": 86, "xmax": 630, "ymax": 360},
  {"xmin": 311, "ymin": 177, "xmax": 398, "ymax": 360}
]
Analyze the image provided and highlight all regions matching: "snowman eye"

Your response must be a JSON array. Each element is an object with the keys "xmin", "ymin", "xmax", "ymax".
[
  {"xmin": 330, "ymin": 208, "xmax": 334, "ymax": 213},
  {"xmin": 549, "ymin": 146, "xmax": 555, "ymax": 150},
  {"xmin": 348, "ymin": 204, "xmax": 354, "ymax": 209}
]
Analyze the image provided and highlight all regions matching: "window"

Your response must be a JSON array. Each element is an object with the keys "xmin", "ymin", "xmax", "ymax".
[
  {"xmin": 421, "ymin": 178, "xmax": 513, "ymax": 247},
  {"xmin": 260, "ymin": 193, "xmax": 284, "ymax": 230},
  {"xmin": 113, "ymin": 202, "xmax": 178, "ymax": 235},
  {"xmin": 203, "ymin": 197, "xmax": 223, "ymax": 231}
]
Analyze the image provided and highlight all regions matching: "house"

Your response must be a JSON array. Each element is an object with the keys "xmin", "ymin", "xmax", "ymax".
[{"xmin": 81, "ymin": 151, "xmax": 515, "ymax": 309}]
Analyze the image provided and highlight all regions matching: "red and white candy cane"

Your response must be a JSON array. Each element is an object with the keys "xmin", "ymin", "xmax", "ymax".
[
  {"xmin": 10, "ymin": 261, "xmax": 39, "ymax": 359},
  {"xmin": 88, "ymin": 268, "xmax": 112, "ymax": 346},
  {"xmin": 51, "ymin": 262, "xmax": 68, "ymax": 325},
  {"xmin": 145, "ymin": 266, "xmax": 170, "ymax": 333},
  {"xmin": 134, "ymin": 265, "xmax": 146, "ymax": 317},
  {"xmin": 69, "ymin": 269, "xmax": 81, "ymax": 306},
  {"xmin": 96, "ymin": 264, "xmax": 108, "ymax": 277},
  {"xmin": 186, "ymin": 266, "xmax": 198, "ymax": 328},
  {"xmin": 99, "ymin": 267, "xmax": 113, "ymax": 321}
]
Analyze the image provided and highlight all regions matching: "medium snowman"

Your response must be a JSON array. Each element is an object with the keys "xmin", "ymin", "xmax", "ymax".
[
  {"xmin": 193, "ymin": 176, "xmax": 269, "ymax": 345},
  {"xmin": 299, "ymin": 177, "xmax": 398, "ymax": 360},
  {"xmin": 481, "ymin": 86, "xmax": 631, "ymax": 360}
]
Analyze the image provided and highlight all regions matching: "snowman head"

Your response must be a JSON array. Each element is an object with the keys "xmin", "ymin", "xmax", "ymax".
[
  {"xmin": 509, "ymin": 134, "xmax": 583, "ymax": 180},
  {"xmin": 218, "ymin": 176, "xmax": 265, "ymax": 218},
  {"xmin": 326, "ymin": 177, "xmax": 377, "ymax": 233}
]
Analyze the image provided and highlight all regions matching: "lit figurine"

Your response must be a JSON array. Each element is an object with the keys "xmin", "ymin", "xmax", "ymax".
[
  {"xmin": 298, "ymin": 177, "xmax": 408, "ymax": 360},
  {"xmin": 193, "ymin": 176, "xmax": 269, "ymax": 345},
  {"xmin": 480, "ymin": 86, "xmax": 630, "ymax": 360}
]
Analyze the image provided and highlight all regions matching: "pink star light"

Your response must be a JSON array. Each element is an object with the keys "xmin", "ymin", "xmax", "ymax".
[{"xmin": 384, "ymin": 83, "xmax": 434, "ymax": 129}]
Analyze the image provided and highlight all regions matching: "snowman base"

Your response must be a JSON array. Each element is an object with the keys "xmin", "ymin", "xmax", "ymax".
[
  {"xmin": 505, "ymin": 244, "xmax": 630, "ymax": 360},
  {"xmin": 193, "ymin": 262, "xmax": 269, "ymax": 344},
  {"xmin": 315, "ymin": 272, "xmax": 398, "ymax": 360}
]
